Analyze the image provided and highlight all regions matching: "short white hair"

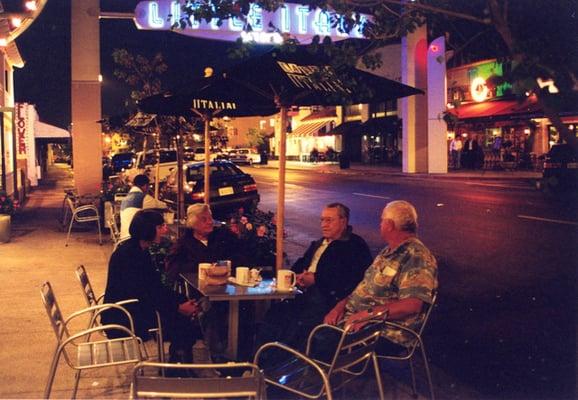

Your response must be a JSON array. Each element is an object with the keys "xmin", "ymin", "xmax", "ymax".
[
  {"xmin": 383, "ymin": 200, "xmax": 418, "ymax": 233},
  {"xmin": 186, "ymin": 203, "xmax": 211, "ymax": 229}
]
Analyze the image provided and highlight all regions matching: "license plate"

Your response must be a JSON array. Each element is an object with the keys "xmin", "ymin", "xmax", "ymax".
[{"xmin": 218, "ymin": 186, "xmax": 234, "ymax": 196}]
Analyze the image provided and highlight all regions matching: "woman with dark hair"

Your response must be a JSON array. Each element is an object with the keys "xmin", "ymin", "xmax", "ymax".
[{"xmin": 101, "ymin": 210, "xmax": 201, "ymax": 363}]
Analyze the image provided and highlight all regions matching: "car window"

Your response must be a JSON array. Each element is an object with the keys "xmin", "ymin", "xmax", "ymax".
[{"xmin": 186, "ymin": 163, "xmax": 243, "ymax": 181}]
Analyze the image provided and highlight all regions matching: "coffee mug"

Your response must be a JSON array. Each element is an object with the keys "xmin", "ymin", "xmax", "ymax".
[
  {"xmin": 236, "ymin": 267, "xmax": 250, "ymax": 284},
  {"xmin": 198, "ymin": 263, "xmax": 212, "ymax": 285},
  {"xmin": 277, "ymin": 269, "xmax": 296, "ymax": 291}
]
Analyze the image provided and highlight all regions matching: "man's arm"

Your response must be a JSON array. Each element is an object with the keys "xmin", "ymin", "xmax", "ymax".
[
  {"xmin": 143, "ymin": 194, "xmax": 168, "ymax": 210},
  {"xmin": 345, "ymin": 298, "xmax": 423, "ymax": 332},
  {"xmin": 323, "ymin": 297, "xmax": 349, "ymax": 325}
]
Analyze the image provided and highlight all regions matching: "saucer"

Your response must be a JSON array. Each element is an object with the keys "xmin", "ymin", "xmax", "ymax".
[{"xmin": 228, "ymin": 277, "xmax": 259, "ymax": 287}]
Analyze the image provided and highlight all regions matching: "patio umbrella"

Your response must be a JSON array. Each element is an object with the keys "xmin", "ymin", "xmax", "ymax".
[
  {"xmin": 214, "ymin": 47, "xmax": 424, "ymax": 272},
  {"xmin": 138, "ymin": 78, "xmax": 278, "ymax": 226}
]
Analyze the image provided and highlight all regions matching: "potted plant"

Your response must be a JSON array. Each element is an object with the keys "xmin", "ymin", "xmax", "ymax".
[{"xmin": 0, "ymin": 190, "xmax": 15, "ymax": 243}]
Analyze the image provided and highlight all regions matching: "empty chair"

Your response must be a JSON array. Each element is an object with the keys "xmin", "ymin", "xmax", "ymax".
[
  {"xmin": 131, "ymin": 361, "xmax": 265, "ymax": 399},
  {"xmin": 74, "ymin": 265, "xmax": 164, "ymax": 363},
  {"xmin": 375, "ymin": 292, "xmax": 438, "ymax": 400},
  {"xmin": 41, "ymin": 281, "xmax": 147, "ymax": 399},
  {"xmin": 64, "ymin": 197, "xmax": 102, "ymax": 246},
  {"xmin": 254, "ymin": 313, "xmax": 387, "ymax": 400}
]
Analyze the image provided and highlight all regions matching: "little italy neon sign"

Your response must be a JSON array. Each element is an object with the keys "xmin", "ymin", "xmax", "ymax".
[{"xmin": 134, "ymin": 1, "xmax": 369, "ymax": 44}]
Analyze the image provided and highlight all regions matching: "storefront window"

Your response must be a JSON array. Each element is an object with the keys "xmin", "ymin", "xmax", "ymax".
[{"xmin": 548, "ymin": 124, "xmax": 577, "ymax": 148}]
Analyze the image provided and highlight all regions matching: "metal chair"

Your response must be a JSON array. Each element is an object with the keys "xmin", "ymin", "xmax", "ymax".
[
  {"xmin": 64, "ymin": 197, "xmax": 102, "ymax": 246},
  {"xmin": 131, "ymin": 361, "xmax": 265, "ymax": 399},
  {"xmin": 254, "ymin": 312, "xmax": 387, "ymax": 400},
  {"xmin": 74, "ymin": 265, "xmax": 165, "ymax": 363},
  {"xmin": 375, "ymin": 293, "xmax": 438, "ymax": 400},
  {"xmin": 41, "ymin": 281, "xmax": 147, "ymax": 399}
]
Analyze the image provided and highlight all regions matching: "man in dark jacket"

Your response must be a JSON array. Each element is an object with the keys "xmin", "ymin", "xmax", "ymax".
[
  {"xmin": 102, "ymin": 210, "xmax": 201, "ymax": 363},
  {"xmin": 255, "ymin": 203, "xmax": 372, "ymax": 357}
]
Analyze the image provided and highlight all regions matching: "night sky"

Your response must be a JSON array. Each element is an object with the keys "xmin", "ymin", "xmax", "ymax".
[{"xmin": 13, "ymin": 0, "xmax": 256, "ymax": 129}]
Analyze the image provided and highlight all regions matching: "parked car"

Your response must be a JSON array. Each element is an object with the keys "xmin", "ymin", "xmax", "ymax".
[
  {"xmin": 227, "ymin": 148, "xmax": 261, "ymax": 165},
  {"xmin": 110, "ymin": 152, "xmax": 135, "ymax": 173},
  {"xmin": 160, "ymin": 160, "xmax": 260, "ymax": 217},
  {"xmin": 541, "ymin": 143, "xmax": 578, "ymax": 191}
]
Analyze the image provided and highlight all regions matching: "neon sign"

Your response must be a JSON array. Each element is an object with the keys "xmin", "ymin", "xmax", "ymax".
[
  {"xmin": 134, "ymin": 1, "xmax": 369, "ymax": 44},
  {"xmin": 470, "ymin": 76, "xmax": 489, "ymax": 102}
]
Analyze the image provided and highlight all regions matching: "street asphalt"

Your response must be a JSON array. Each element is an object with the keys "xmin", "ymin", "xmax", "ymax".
[{"xmin": 0, "ymin": 161, "xmax": 535, "ymax": 399}]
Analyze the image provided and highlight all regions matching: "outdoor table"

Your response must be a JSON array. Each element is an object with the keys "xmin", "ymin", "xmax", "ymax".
[{"xmin": 180, "ymin": 272, "xmax": 298, "ymax": 360}]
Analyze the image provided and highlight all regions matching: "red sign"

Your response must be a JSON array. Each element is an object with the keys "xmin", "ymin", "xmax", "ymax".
[{"xmin": 16, "ymin": 103, "xmax": 27, "ymax": 156}]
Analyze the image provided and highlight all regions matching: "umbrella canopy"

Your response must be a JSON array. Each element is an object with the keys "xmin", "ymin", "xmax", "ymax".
[
  {"xmin": 138, "ymin": 78, "xmax": 278, "ymax": 230},
  {"xmin": 215, "ymin": 47, "xmax": 424, "ymax": 272},
  {"xmin": 138, "ymin": 77, "xmax": 279, "ymax": 118},
  {"xmin": 217, "ymin": 47, "xmax": 424, "ymax": 107}
]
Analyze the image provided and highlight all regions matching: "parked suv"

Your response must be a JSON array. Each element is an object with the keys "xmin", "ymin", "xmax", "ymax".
[
  {"xmin": 542, "ymin": 143, "xmax": 578, "ymax": 191},
  {"xmin": 160, "ymin": 160, "xmax": 260, "ymax": 217}
]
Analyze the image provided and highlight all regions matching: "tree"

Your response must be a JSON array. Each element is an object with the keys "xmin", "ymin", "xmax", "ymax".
[
  {"xmin": 112, "ymin": 48, "xmax": 168, "ymax": 104},
  {"xmin": 175, "ymin": 0, "xmax": 578, "ymax": 150},
  {"xmin": 246, "ymin": 127, "xmax": 267, "ymax": 148}
]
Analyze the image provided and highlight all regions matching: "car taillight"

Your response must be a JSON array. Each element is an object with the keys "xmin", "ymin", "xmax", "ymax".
[
  {"xmin": 544, "ymin": 162, "xmax": 562, "ymax": 169},
  {"xmin": 192, "ymin": 192, "xmax": 205, "ymax": 200},
  {"xmin": 243, "ymin": 183, "xmax": 257, "ymax": 192}
]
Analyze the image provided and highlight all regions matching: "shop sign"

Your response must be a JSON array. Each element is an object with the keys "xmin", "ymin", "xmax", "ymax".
[
  {"xmin": 468, "ymin": 61, "xmax": 511, "ymax": 102},
  {"xmin": 134, "ymin": 0, "xmax": 368, "ymax": 44},
  {"xmin": 15, "ymin": 103, "xmax": 27, "ymax": 158}
]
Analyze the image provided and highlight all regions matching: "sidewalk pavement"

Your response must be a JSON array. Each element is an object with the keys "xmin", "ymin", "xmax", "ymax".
[
  {"xmin": 255, "ymin": 159, "xmax": 542, "ymax": 183},
  {"xmin": 0, "ymin": 163, "xmax": 482, "ymax": 399}
]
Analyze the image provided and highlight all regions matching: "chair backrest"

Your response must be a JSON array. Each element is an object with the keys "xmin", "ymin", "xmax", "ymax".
[
  {"xmin": 328, "ymin": 318, "xmax": 385, "ymax": 376},
  {"xmin": 75, "ymin": 265, "xmax": 99, "ymax": 308},
  {"xmin": 416, "ymin": 292, "xmax": 437, "ymax": 338},
  {"xmin": 41, "ymin": 282, "xmax": 68, "ymax": 340},
  {"xmin": 65, "ymin": 196, "xmax": 76, "ymax": 213},
  {"xmin": 131, "ymin": 361, "xmax": 265, "ymax": 399}
]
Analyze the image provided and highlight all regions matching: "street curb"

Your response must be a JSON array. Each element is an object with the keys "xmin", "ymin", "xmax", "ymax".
[{"xmin": 252, "ymin": 163, "xmax": 542, "ymax": 182}]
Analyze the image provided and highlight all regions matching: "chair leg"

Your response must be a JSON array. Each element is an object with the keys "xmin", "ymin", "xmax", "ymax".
[
  {"xmin": 372, "ymin": 354, "xmax": 385, "ymax": 400},
  {"xmin": 97, "ymin": 219, "xmax": 102, "ymax": 245},
  {"xmin": 72, "ymin": 370, "xmax": 82, "ymax": 399},
  {"xmin": 44, "ymin": 348, "xmax": 62, "ymax": 399},
  {"xmin": 65, "ymin": 217, "xmax": 74, "ymax": 247},
  {"xmin": 419, "ymin": 342, "xmax": 435, "ymax": 400},
  {"xmin": 408, "ymin": 357, "xmax": 418, "ymax": 398}
]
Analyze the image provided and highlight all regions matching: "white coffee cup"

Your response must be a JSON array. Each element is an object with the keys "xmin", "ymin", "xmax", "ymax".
[
  {"xmin": 277, "ymin": 269, "xmax": 296, "ymax": 291},
  {"xmin": 198, "ymin": 263, "xmax": 212, "ymax": 285},
  {"xmin": 236, "ymin": 267, "xmax": 250, "ymax": 284}
]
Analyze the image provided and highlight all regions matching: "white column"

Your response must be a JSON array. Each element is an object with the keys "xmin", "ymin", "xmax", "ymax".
[
  {"xmin": 71, "ymin": 0, "xmax": 102, "ymax": 195},
  {"xmin": 427, "ymin": 36, "xmax": 448, "ymax": 173},
  {"xmin": 401, "ymin": 23, "xmax": 428, "ymax": 173}
]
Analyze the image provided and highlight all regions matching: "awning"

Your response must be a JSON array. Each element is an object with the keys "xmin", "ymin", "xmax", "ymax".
[
  {"xmin": 327, "ymin": 120, "xmax": 362, "ymax": 136},
  {"xmin": 288, "ymin": 121, "xmax": 328, "ymax": 138},
  {"xmin": 35, "ymin": 122, "xmax": 70, "ymax": 139},
  {"xmin": 361, "ymin": 116, "xmax": 400, "ymax": 133},
  {"xmin": 301, "ymin": 108, "xmax": 337, "ymax": 122},
  {"xmin": 448, "ymin": 98, "xmax": 543, "ymax": 122}
]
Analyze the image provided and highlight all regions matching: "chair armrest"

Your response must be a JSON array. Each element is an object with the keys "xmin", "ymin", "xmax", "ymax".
[
  {"xmin": 254, "ymin": 341, "xmax": 327, "ymax": 379},
  {"xmin": 74, "ymin": 204, "xmax": 99, "ymax": 214},
  {"xmin": 65, "ymin": 303, "xmax": 137, "ymax": 333},
  {"xmin": 306, "ymin": 323, "xmax": 346, "ymax": 355}
]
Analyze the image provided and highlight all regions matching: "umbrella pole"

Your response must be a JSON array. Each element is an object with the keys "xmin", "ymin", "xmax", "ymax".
[
  {"xmin": 276, "ymin": 106, "xmax": 287, "ymax": 272},
  {"xmin": 203, "ymin": 117, "xmax": 210, "ymax": 205},
  {"xmin": 176, "ymin": 127, "xmax": 184, "ymax": 239}
]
